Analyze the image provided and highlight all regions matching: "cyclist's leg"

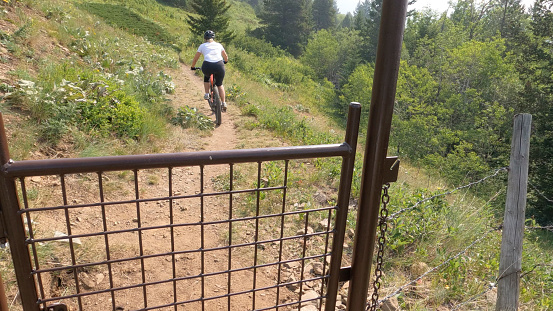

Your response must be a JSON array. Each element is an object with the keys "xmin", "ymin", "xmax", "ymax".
[
  {"xmin": 217, "ymin": 85, "xmax": 225, "ymax": 103},
  {"xmin": 214, "ymin": 62, "xmax": 226, "ymax": 106},
  {"xmin": 201, "ymin": 62, "xmax": 213, "ymax": 98}
]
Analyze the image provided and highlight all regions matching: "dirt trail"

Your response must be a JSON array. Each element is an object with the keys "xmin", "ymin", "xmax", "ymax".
[
  {"xmin": 26, "ymin": 65, "xmax": 296, "ymax": 311},
  {"xmin": 169, "ymin": 65, "xmax": 238, "ymax": 152}
]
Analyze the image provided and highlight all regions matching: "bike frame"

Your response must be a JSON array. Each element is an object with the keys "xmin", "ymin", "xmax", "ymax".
[{"xmin": 190, "ymin": 68, "xmax": 222, "ymax": 125}]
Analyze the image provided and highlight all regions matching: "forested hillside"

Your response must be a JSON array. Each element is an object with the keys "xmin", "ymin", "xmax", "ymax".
[
  {"xmin": 0, "ymin": 0, "xmax": 551, "ymax": 309},
  {"xmin": 192, "ymin": 0, "xmax": 553, "ymax": 226},
  {"xmin": 239, "ymin": 0, "xmax": 553, "ymax": 226}
]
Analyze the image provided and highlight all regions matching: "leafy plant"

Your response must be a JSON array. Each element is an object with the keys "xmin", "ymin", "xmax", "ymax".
[
  {"xmin": 171, "ymin": 106, "xmax": 214, "ymax": 130},
  {"xmin": 226, "ymin": 84, "xmax": 246, "ymax": 101}
]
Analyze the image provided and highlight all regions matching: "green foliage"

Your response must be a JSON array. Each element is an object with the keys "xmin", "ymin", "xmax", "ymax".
[
  {"xmin": 311, "ymin": 0, "xmax": 336, "ymax": 31},
  {"xmin": 256, "ymin": 0, "xmax": 311, "ymax": 57},
  {"xmin": 3, "ymin": 80, "xmax": 47, "ymax": 121},
  {"xmin": 77, "ymin": 2, "xmax": 178, "ymax": 48},
  {"xmin": 353, "ymin": 0, "xmax": 382, "ymax": 63},
  {"xmin": 225, "ymin": 83, "xmax": 246, "ymax": 101},
  {"xmin": 13, "ymin": 21, "xmax": 34, "ymax": 43},
  {"xmin": 2, "ymin": 59, "xmax": 169, "ymax": 144},
  {"xmin": 240, "ymin": 102, "xmax": 260, "ymax": 117},
  {"xmin": 233, "ymin": 34, "xmax": 288, "ymax": 58},
  {"xmin": 340, "ymin": 37, "xmax": 519, "ymax": 191},
  {"xmin": 187, "ymin": 0, "xmax": 235, "ymax": 44},
  {"xmin": 424, "ymin": 142, "xmax": 490, "ymax": 186},
  {"xmin": 515, "ymin": 0, "xmax": 553, "ymax": 225},
  {"xmin": 171, "ymin": 106, "xmax": 215, "ymax": 130},
  {"xmin": 79, "ymin": 88, "xmax": 146, "ymax": 139},
  {"xmin": 227, "ymin": 0, "xmax": 259, "ymax": 35},
  {"xmin": 339, "ymin": 62, "xmax": 374, "ymax": 119},
  {"xmin": 156, "ymin": 0, "xmax": 187, "ymax": 8},
  {"xmin": 260, "ymin": 56, "xmax": 309, "ymax": 87},
  {"xmin": 339, "ymin": 12, "xmax": 353, "ymax": 28},
  {"xmin": 232, "ymin": 46, "xmax": 310, "ymax": 89},
  {"xmin": 51, "ymin": 75, "xmax": 147, "ymax": 139},
  {"xmin": 301, "ymin": 28, "xmax": 361, "ymax": 85}
]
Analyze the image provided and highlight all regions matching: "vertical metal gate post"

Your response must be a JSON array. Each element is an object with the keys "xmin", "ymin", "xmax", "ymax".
[
  {"xmin": 325, "ymin": 103, "xmax": 361, "ymax": 311},
  {"xmin": 0, "ymin": 113, "xmax": 40, "ymax": 311},
  {"xmin": 346, "ymin": 1, "xmax": 408, "ymax": 310}
]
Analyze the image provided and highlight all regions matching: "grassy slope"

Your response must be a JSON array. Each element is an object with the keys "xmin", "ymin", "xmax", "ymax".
[{"xmin": 0, "ymin": 0, "xmax": 551, "ymax": 310}]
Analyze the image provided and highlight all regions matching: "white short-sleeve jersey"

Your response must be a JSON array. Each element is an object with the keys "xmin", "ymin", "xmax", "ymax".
[{"xmin": 197, "ymin": 42, "xmax": 225, "ymax": 63}]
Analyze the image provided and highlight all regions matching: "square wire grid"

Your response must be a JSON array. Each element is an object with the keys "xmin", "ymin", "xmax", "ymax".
[{"xmin": 17, "ymin": 159, "xmax": 339, "ymax": 311}]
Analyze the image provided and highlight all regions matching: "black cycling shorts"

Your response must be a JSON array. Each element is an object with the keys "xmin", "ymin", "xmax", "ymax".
[{"xmin": 201, "ymin": 61, "xmax": 225, "ymax": 86}]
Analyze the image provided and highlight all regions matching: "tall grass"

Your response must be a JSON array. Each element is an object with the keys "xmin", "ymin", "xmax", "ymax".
[{"xmin": 3, "ymin": 0, "xmax": 182, "ymax": 156}]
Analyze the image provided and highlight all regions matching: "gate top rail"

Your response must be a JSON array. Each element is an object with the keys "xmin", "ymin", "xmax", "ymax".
[{"xmin": 1, "ymin": 144, "xmax": 351, "ymax": 178}]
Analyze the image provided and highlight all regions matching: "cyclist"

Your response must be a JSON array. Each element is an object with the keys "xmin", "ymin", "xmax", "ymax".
[{"xmin": 190, "ymin": 30, "xmax": 229, "ymax": 111}]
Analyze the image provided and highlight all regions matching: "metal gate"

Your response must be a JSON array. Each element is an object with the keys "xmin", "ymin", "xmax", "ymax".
[
  {"xmin": 0, "ymin": 104, "xmax": 361, "ymax": 311},
  {"xmin": 0, "ymin": 1, "xmax": 409, "ymax": 309}
]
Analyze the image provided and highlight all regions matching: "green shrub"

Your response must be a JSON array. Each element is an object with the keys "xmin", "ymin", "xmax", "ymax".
[
  {"xmin": 423, "ymin": 141, "xmax": 490, "ymax": 186},
  {"xmin": 171, "ymin": 106, "xmax": 214, "ymax": 131},
  {"xmin": 226, "ymin": 84, "xmax": 246, "ymax": 101},
  {"xmin": 241, "ymin": 102, "xmax": 260, "ymax": 117},
  {"xmin": 79, "ymin": 89, "xmax": 146, "ymax": 138},
  {"xmin": 233, "ymin": 35, "xmax": 288, "ymax": 58}
]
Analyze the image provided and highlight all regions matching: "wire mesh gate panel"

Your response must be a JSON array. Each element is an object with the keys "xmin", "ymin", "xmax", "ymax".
[{"xmin": 0, "ymin": 105, "xmax": 361, "ymax": 311}]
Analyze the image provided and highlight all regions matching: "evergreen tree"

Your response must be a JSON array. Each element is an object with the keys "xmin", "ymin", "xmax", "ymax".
[
  {"xmin": 353, "ymin": 0, "xmax": 382, "ymax": 63},
  {"xmin": 515, "ymin": 0, "xmax": 553, "ymax": 224},
  {"xmin": 258, "ymin": 0, "xmax": 311, "ymax": 57},
  {"xmin": 246, "ymin": 0, "xmax": 260, "ymax": 7},
  {"xmin": 158, "ymin": 0, "xmax": 187, "ymax": 8},
  {"xmin": 186, "ymin": 0, "xmax": 235, "ymax": 44},
  {"xmin": 340, "ymin": 12, "xmax": 354, "ymax": 28},
  {"xmin": 496, "ymin": 0, "xmax": 526, "ymax": 40},
  {"xmin": 312, "ymin": 0, "xmax": 337, "ymax": 30}
]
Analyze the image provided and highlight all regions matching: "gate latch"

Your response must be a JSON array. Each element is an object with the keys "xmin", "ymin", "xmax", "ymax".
[{"xmin": 382, "ymin": 156, "xmax": 400, "ymax": 183}]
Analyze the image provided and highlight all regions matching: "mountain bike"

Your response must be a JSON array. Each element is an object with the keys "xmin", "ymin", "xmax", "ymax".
[{"xmin": 192, "ymin": 68, "xmax": 222, "ymax": 126}]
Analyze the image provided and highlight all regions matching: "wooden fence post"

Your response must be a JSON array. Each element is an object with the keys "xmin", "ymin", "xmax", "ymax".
[{"xmin": 496, "ymin": 113, "xmax": 532, "ymax": 311}]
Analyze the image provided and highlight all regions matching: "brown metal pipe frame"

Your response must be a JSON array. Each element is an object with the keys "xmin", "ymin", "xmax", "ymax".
[
  {"xmin": 346, "ymin": 1, "xmax": 408, "ymax": 310},
  {"xmin": 0, "ymin": 113, "xmax": 40, "ymax": 310},
  {"xmin": 325, "ymin": 102, "xmax": 361, "ymax": 311},
  {"xmin": 3, "ymin": 144, "xmax": 350, "ymax": 178},
  {"xmin": 0, "ymin": 273, "xmax": 8, "ymax": 311}
]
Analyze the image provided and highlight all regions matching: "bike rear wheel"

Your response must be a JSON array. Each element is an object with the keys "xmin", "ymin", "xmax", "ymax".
[{"xmin": 212, "ymin": 85, "xmax": 222, "ymax": 126}]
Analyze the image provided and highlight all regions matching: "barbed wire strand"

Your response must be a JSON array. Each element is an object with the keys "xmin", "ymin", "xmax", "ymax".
[
  {"xmin": 450, "ymin": 282, "xmax": 497, "ymax": 311},
  {"xmin": 526, "ymin": 225, "xmax": 553, "ymax": 232},
  {"xmin": 389, "ymin": 167, "xmax": 508, "ymax": 220},
  {"xmin": 520, "ymin": 263, "xmax": 553, "ymax": 279},
  {"xmin": 452, "ymin": 262, "xmax": 553, "ymax": 310},
  {"xmin": 528, "ymin": 181, "xmax": 553, "ymax": 203},
  {"xmin": 375, "ymin": 226, "xmax": 502, "ymax": 306}
]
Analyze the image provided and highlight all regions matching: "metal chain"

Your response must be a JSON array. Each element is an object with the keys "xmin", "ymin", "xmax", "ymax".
[{"xmin": 368, "ymin": 183, "xmax": 391, "ymax": 311}]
